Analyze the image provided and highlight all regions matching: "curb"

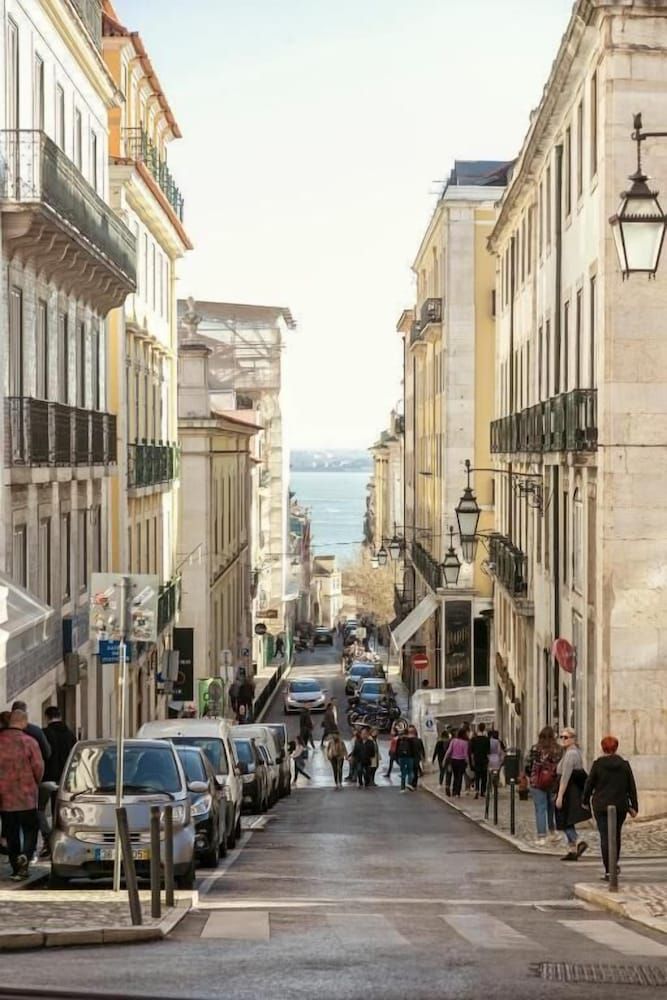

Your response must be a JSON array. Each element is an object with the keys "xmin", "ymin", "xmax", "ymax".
[{"xmin": 574, "ymin": 882, "xmax": 667, "ymax": 937}]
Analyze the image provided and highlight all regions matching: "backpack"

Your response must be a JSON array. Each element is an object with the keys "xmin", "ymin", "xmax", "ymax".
[{"xmin": 531, "ymin": 752, "xmax": 558, "ymax": 791}]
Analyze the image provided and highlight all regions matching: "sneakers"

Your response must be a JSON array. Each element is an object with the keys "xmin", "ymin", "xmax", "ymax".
[
  {"xmin": 399, "ymin": 789, "xmax": 408, "ymax": 794},
  {"xmin": 16, "ymin": 854, "xmax": 28, "ymax": 877},
  {"xmin": 561, "ymin": 851, "xmax": 579, "ymax": 862},
  {"xmin": 535, "ymin": 837, "xmax": 547, "ymax": 846},
  {"xmin": 576, "ymin": 841, "xmax": 589, "ymax": 858}
]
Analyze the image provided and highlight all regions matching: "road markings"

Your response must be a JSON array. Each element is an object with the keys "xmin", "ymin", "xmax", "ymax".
[
  {"xmin": 326, "ymin": 913, "xmax": 410, "ymax": 948},
  {"xmin": 441, "ymin": 913, "xmax": 540, "ymax": 950},
  {"xmin": 201, "ymin": 910, "xmax": 270, "ymax": 941},
  {"xmin": 560, "ymin": 919, "xmax": 667, "ymax": 958},
  {"xmin": 197, "ymin": 831, "xmax": 254, "ymax": 897},
  {"xmin": 195, "ymin": 895, "xmax": 588, "ymax": 910}
]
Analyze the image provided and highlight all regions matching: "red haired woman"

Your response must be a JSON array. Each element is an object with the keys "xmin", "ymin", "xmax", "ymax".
[{"xmin": 583, "ymin": 736, "xmax": 638, "ymax": 881}]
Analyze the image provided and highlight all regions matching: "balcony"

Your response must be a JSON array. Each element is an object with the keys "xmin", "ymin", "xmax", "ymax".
[
  {"xmin": 70, "ymin": 0, "xmax": 102, "ymax": 48},
  {"xmin": 490, "ymin": 389, "xmax": 597, "ymax": 456},
  {"xmin": 123, "ymin": 128, "xmax": 184, "ymax": 222},
  {"xmin": 410, "ymin": 539, "xmax": 442, "ymax": 593},
  {"xmin": 393, "ymin": 585, "xmax": 414, "ymax": 620},
  {"xmin": 127, "ymin": 441, "xmax": 179, "ymax": 490},
  {"xmin": 158, "ymin": 575, "xmax": 181, "ymax": 633},
  {"xmin": 420, "ymin": 297, "xmax": 442, "ymax": 327},
  {"xmin": 0, "ymin": 130, "xmax": 135, "ymax": 312},
  {"xmin": 5, "ymin": 398, "xmax": 117, "ymax": 469},
  {"xmin": 488, "ymin": 534, "xmax": 527, "ymax": 599}
]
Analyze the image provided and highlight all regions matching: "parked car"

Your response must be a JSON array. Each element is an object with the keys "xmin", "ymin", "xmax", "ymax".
[
  {"xmin": 50, "ymin": 739, "xmax": 196, "ymax": 888},
  {"xmin": 137, "ymin": 719, "xmax": 242, "ymax": 849},
  {"xmin": 266, "ymin": 723, "xmax": 292, "ymax": 796},
  {"xmin": 345, "ymin": 662, "xmax": 384, "ymax": 696},
  {"xmin": 231, "ymin": 724, "xmax": 282, "ymax": 804},
  {"xmin": 174, "ymin": 745, "xmax": 226, "ymax": 867},
  {"xmin": 232, "ymin": 737, "xmax": 270, "ymax": 813},
  {"xmin": 313, "ymin": 627, "xmax": 334, "ymax": 646},
  {"xmin": 356, "ymin": 678, "xmax": 394, "ymax": 708},
  {"xmin": 283, "ymin": 677, "xmax": 327, "ymax": 714}
]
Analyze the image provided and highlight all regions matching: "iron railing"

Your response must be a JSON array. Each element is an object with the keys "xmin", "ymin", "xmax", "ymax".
[
  {"xmin": 128, "ymin": 441, "xmax": 179, "ymax": 489},
  {"xmin": 157, "ymin": 575, "xmax": 181, "ymax": 633},
  {"xmin": 0, "ymin": 130, "xmax": 136, "ymax": 283},
  {"xmin": 123, "ymin": 128, "xmax": 184, "ymax": 221},
  {"xmin": 5, "ymin": 398, "xmax": 116, "ymax": 467},
  {"xmin": 420, "ymin": 297, "xmax": 442, "ymax": 326},
  {"xmin": 490, "ymin": 389, "xmax": 597, "ymax": 455},
  {"xmin": 70, "ymin": 0, "xmax": 102, "ymax": 48},
  {"xmin": 410, "ymin": 539, "xmax": 442, "ymax": 593},
  {"xmin": 489, "ymin": 534, "xmax": 527, "ymax": 598}
]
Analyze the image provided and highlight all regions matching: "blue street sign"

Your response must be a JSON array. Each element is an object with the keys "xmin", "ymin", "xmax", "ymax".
[{"xmin": 99, "ymin": 639, "xmax": 121, "ymax": 664}]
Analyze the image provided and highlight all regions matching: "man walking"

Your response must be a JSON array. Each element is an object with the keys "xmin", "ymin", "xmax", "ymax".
[
  {"xmin": 0, "ymin": 709, "xmax": 45, "ymax": 879},
  {"xmin": 39, "ymin": 707, "xmax": 77, "ymax": 857},
  {"xmin": 12, "ymin": 700, "xmax": 51, "ymax": 853},
  {"xmin": 469, "ymin": 723, "xmax": 491, "ymax": 799}
]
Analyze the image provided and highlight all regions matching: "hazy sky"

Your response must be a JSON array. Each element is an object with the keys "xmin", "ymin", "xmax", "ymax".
[{"xmin": 114, "ymin": 0, "xmax": 573, "ymax": 449}]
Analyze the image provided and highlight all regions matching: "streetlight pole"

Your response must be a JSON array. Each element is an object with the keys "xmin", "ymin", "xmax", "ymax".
[{"xmin": 113, "ymin": 576, "xmax": 129, "ymax": 893}]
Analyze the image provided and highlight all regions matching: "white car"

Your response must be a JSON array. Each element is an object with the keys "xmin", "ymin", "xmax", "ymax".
[
  {"xmin": 137, "ymin": 719, "xmax": 243, "ymax": 848},
  {"xmin": 283, "ymin": 677, "xmax": 327, "ymax": 714},
  {"xmin": 231, "ymin": 724, "xmax": 284, "ymax": 805}
]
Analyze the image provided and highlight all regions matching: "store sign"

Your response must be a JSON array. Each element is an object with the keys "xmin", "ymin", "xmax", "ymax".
[{"xmin": 256, "ymin": 609, "xmax": 279, "ymax": 620}]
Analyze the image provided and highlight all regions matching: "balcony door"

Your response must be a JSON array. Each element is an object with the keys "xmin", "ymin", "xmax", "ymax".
[
  {"xmin": 6, "ymin": 19, "xmax": 19, "ymax": 130},
  {"xmin": 9, "ymin": 287, "xmax": 23, "ymax": 396},
  {"xmin": 59, "ymin": 313, "xmax": 69, "ymax": 404},
  {"xmin": 36, "ymin": 300, "xmax": 48, "ymax": 399}
]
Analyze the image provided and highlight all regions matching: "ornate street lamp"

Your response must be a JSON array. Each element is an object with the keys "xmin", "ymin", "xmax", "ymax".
[
  {"xmin": 377, "ymin": 545, "xmax": 388, "ymax": 567},
  {"xmin": 441, "ymin": 526, "xmax": 461, "ymax": 587},
  {"xmin": 610, "ymin": 114, "xmax": 667, "ymax": 278},
  {"xmin": 387, "ymin": 535, "xmax": 403, "ymax": 561},
  {"xmin": 455, "ymin": 459, "xmax": 481, "ymax": 554}
]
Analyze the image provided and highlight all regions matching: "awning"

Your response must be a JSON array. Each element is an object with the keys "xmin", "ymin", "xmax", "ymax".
[{"xmin": 390, "ymin": 593, "xmax": 438, "ymax": 651}]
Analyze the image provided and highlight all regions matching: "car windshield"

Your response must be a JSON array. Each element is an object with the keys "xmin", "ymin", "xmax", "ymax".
[
  {"xmin": 167, "ymin": 737, "xmax": 228, "ymax": 775},
  {"xmin": 290, "ymin": 680, "xmax": 321, "ymax": 693},
  {"xmin": 176, "ymin": 748, "xmax": 208, "ymax": 783},
  {"xmin": 350, "ymin": 665, "xmax": 373, "ymax": 677},
  {"xmin": 233, "ymin": 740, "xmax": 254, "ymax": 764},
  {"xmin": 267, "ymin": 726, "xmax": 285, "ymax": 751},
  {"xmin": 64, "ymin": 746, "xmax": 182, "ymax": 794}
]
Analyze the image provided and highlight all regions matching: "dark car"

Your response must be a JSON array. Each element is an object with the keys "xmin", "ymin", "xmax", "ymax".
[
  {"xmin": 233, "ymin": 737, "xmax": 270, "ymax": 813},
  {"xmin": 266, "ymin": 723, "xmax": 292, "ymax": 797},
  {"xmin": 313, "ymin": 627, "xmax": 334, "ymax": 646},
  {"xmin": 345, "ymin": 661, "xmax": 384, "ymax": 696},
  {"xmin": 175, "ymin": 745, "xmax": 226, "ymax": 867}
]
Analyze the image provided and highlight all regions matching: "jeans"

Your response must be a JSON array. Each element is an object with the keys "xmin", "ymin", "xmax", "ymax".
[
  {"xmin": 564, "ymin": 826, "xmax": 578, "ymax": 845},
  {"xmin": 293, "ymin": 763, "xmax": 310, "ymax": 784},
  {"xmin": 530, "ymin": 787, "xmax": 556, "ymax": 837},
  {"xmin": 399, "ymin": 757, "xmax": 415, "ymax": 790},
  {"xmin": 595, "ymin": 808, "xmax": 626, "ymax": 873},
  {"xmin": 2, "ymin": 810, "xmax": 38, "ymax": 872},
  {"xmin": 386, "ymin": 754, "xmax": 396, "ymax": 776},
  {"xmin": 330, "ymin": 758, "xmax": 343, "ymax": 785},
  {"xmin": 358, "ymin": 765, "xmax": 373, "ymax": 787},
  {"xmin": 474, "ymin": 765, "xmax": 488, "ymax": 797},
  {"xmin": 451, "ymin": 759, "xmax": 467, "ymax": 796}
]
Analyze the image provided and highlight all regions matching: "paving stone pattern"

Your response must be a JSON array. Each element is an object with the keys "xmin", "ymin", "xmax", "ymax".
[{"xmin": 0, "ymin": 897, "xmax": 165, "ymax": 932}]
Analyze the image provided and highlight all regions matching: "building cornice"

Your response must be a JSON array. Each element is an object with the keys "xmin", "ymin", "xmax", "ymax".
[{"xmin": 110, "ymin": 161, "xmax": 192, "ymax": 255}]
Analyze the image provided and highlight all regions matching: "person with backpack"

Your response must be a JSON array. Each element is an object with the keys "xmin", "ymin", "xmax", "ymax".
[
  {"xmin": 525, "ymin": 725, "xmax": 561, "ymax": 845},
  {"xmin": 325, "ymin": 732, "xmax": 348, "ymax": 788}
]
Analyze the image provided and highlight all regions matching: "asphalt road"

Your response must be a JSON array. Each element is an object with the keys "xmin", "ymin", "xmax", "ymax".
[{"xmin": 7, "ymin": 647, "xmax": 667, "ymax": 1000}]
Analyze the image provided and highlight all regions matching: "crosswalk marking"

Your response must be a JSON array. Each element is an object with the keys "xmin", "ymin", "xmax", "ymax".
[
  {"xmin": 201, "ymin": 910, "xmax": 270, "ymax": 941},
  {"xmin": 441, "ymin": 913, "xmax": 539, "ymax": 950},
  {"xmin": 560, "ymin": 919, "xmax": 667, "ymax": 958},
  {"xmin": 326, "ymin": 914, "xmax": 410, "ymax": 948}
]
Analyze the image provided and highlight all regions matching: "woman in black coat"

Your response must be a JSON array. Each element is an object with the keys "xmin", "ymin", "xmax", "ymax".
[{"xmin": 583, "ymin": 735, "xmax": 638, "ymax": 880}]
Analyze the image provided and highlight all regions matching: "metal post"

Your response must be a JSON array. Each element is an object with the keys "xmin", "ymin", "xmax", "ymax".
[
  {"xmin": 510, "ymin": 779, "xmax": 516, "ymax": 836},
  {"xmin": 150, "ymin": 805, "xmax": 162, "ymax": 918},
  {"xmin": 493, "ymin": 775, "xmax": 499, "ymax": 826},
  {"xmin": 484, "ymin": 770, "xmax": 491, "ymax": 820},
  {"xmin": 164, "ymin": 805, "xmax": 174, "ymax": 908},
  {"xmin": 608, "ymin": 804, "xmax": 619, "ymax": 893},
  {"xmin": 113, "ymin": 576, "xmax": 129, "ymax": 893},
  {"xmin": 115, "ymin": 807, "xmax": 142, "ymax": 926}
]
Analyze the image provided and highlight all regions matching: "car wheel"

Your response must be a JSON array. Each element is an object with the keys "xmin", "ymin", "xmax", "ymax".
[
  {"xmin": 48, "ymin": 870, "xmax": 69, "ymax": 889},
  {"xmin": 175, "ymin": 862, "xmax": 196, "ymax": 890},
  {"xmin": 235, "ymin": 815, "xmax": 242, "ymax": 841},
  {"xmin": 200, "ymin": 842, "xmax": 219, "ymax": 869}
]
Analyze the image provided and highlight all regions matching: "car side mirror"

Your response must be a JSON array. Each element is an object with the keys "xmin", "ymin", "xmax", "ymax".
[{"xmin": 187, "ymin": 780, "xmax": 209, "ymax": 794}]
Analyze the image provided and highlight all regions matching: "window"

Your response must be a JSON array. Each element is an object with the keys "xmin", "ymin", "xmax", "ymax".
[
  {"xmin": 59, "ymin": 313, "xmax": 69, "ymax": 404},
  {"xmin": 151, "ymin": 243, "xmax": 157, "ymax": 311},
  {"xmin": 78, "ymin": 510, "xmax": 88, "ymax": 591},
  {"xmin": 575, "ymin": 289, "xmax": 582, "ymax": 388},
  {"xmin": 136, "ymin": 523, "xmax": 142, "ymax": 572},
  {"xmin": 143, "ymin": 234, "xmax": 148, "ymax": 303},
  {"xmin": 564, "ymin": 126, "xmax": 572, "ymax": 217},
  {"xmin": 538, "ymin": 325, "xmax": 543, "ymax": 401},
  {"xmin": 78, "ymin": 322, "xmax": 86, "ymax": 407},
  {"xmin": 538, "ymin": 182, "xmax": 543, "ymax": 256},
  {"xmin": 576, "ymin": 100, "xmax": 584, "ymax": 199},
  {"xmin": 91, "ymin": 324, "xmax": 100, "ymax": 410},
  {"xmin": 9, "ymin": 286, "xmax": 23, "ymax": 396},
  {"xmin": 545, "ymin": 319, "xmax": 551, "ymax": 397},
  {"xmin": 589, "ymin": 275, "xmax": 597, "ymax": 388},
  {"xmin": 38, "ymin": 518, "xmax": 51, "ymax": 603},
  {"xmin": 134, "ymin": 222, "xmax": 141, "ymax": 297},
  {"xmin": 573, "ymin": 492, "xmax": 583, "ymax": 592},
  {"xmin": 159, "ymin": 253, "xmax": 164, "ymax": 316},
  {"xmin": 545, "ymin": 166, "xmax": 552, "ymax": 247},
  {"xmin": 90, "ymin": 131, "xmax": 98, "ymax": 192},
  {"xmin": 34, "ymin": 55, "xmax": 44, "ymax": 130},
  {"xmin": 36, "ymin": 300, "xmax": 48, "ymax": 399},
  {"xmin": 56, "ymin": 84, "xmax": 65, "ymax": 150},
  {"xmin": 163, "ymin": 258, "xmax": 169, "ymax": 317},
  {"xmin": 562, "ymin": 491, "xmax": 569, "ymax": 586},
  {"xmin": 93, "ymin": 508, "xmax": 102, "ymax": 572},
  {"xmin": 12, "ymin": 524, "xmax": 27, "ymax": 588},
  {"xmin": 6, "ymin": 18, "xmax": 19, "ymax": 130},
  {"xmin": 527, "ymin": 205, "xmax": 533, "ymax": 275},
  {"xmin": 590, "ymin": 71, "xmax": 598, "ymax": 178},
  {"xmin": 521, "ymin": 216, "xmax": 526, "ymax": 283},
  {"xmin": 74, "ymin": 110, "xmax": 82, "ymax": 170},
  {"xmin": 61, "ymin": 512, "xmax": 71, "ymax": 602},
  {"xmin": 563, "ymin": 300, "xmax": 570, "ymax": 393}
]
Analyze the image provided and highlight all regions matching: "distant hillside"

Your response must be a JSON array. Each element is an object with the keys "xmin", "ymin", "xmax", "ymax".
[{"xmin": 290, "ymin": 449, "xmax": 372, "ymax": 472}]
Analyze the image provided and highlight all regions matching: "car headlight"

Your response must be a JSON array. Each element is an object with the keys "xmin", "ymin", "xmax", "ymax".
[
  {"xmin": 58, "ymin": 805, "xmax": 85, "ymax": 825},
  {"xmin": 191, "ymin": 795, "xmax": 212, "ymax": 818},
  {"xmin": 161, "ymin": 804, "xmax": 187, "ymax": 825}
]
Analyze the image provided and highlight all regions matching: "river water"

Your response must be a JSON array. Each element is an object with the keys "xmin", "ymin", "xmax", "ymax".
[{"xmin": 290, "ymin": 470, "xmax": 369, "ymax": 562}]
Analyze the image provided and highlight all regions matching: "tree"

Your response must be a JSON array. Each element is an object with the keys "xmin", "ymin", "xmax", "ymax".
[{"xmin": 342, "ymin": 551, "xmax": 394, "ymax": 625}]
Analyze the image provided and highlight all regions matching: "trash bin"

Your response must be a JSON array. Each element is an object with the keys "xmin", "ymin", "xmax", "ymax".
[{"xmin": 503, "ymin": 747, "xmax": 522, "ymax": 782}]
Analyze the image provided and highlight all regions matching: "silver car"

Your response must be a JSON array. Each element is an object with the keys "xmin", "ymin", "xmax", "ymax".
[
  {"xmin": 283, "ymin": 677, "xmax": 327, "ymax": 714},
  {"xmin": 50, "ymin": 739, "xmax": 197, "ymax": 889}
]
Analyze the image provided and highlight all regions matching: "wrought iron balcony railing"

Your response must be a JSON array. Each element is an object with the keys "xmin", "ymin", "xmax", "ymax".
[
  {"xmin": 488, "ymin": 534, "xmax": 527, "ymax": 598},
  {"xmin": 5, "ymin": 398, "xmax": 117, "ymax": 468},
  {"xmin": 127, "ymin": 441, "xmax": 179, "ymax": 489},
  {"xmin": 490, "ymin": 389, "xmax": 597, "ymax": 456},
  {"xmin": 420, "ymin": 296, "xmax": 442, "ymax": 326},
  {"xmin": 410, "ymin": 539, "xmax": 442, "ymax": 593},
  {"xmin": 158, "ymin": 575, "xmax": 181, "ymax": 633},
  {"xmin": 123, "ymin": 128, "xmax": 184, "ymax": 222}
]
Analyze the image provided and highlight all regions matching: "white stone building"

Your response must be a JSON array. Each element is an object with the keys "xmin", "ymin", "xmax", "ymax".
[{"xmin": 0, "ymin": 0, "xmax": 135, "ymax": 729}]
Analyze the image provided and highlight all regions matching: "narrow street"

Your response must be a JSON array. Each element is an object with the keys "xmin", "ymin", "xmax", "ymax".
[{"xmin": 3, "ymin": 647, "xmax": 667, "ymax": 999}]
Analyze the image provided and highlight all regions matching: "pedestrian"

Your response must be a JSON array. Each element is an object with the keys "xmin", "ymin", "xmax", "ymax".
[
  {"xmin": 412, "ymin": 730, "xmax": 426, "ymax": 789},
  {"xmin": 0, "ymin": 708, "xmax": 45, "ymax": 880},
  {"xmin": 299, "ymin": 707, "xmax": 315, "ymax": 749},
  {"xmin": 40, "ymin": 707, "xmax": 77, "ymax": 859},
  {"xmin": 432, "ymin": 730, "xmax": 451, "ymax": 788},
  {"xmin": 351, "ymin": 728, "xmax": 375, "ymax": 787},
  {"xmin": 488, "ymin": 729, "xmax": 505, "ymax": 788},
  {"xmin": 583, "ymin": 735, "xmax": 638, "ymax": 880},
  {"xmin": 384, "ymin": 727, "xmax": 399, "ymax": 778},
  {"xmin": 346, "ymin": 730, "xmax": 363, "ymax": 782},
  {"xmin": 274, "ymin": 635, "xmax": 285, "ymax": 659},
  {"xmin": 369, "ymin": 728, "xmax": 381, "ymax": 785},
  {"xmin": 396, "ymin": 726, "xmax": 420, "ymax": 793},
  {"xmin": 228, "ymin": 679, "xmax": 240, "ymax": 716},
  {"xmin": 320, "ymin": 701, "xmax": 338, "ymax": 747},
  {"xmin": 326, "ymin": 732, "xmax": 348, "ymax": 788},
  {"xmin": 525, "ymin": 725, "xmax": 561, "ymax": 845},
  {"xmin": 468, "ymin": 723, "xmax": 491, "ymax": 799},
  {"xmin": 289, "ymin": 737, "xmax": 311, "ymax": 784},
  {"xmin": 555, "ymin": 727, "xmax": 590, "ymax": 861},
  {"xmin": 444, "ymin": 727, "xmax": 470, "ymax": 797},
  {"xmin": 237, "ymin": 677, "xmax": 255, "ymax": 723},
  {"xmin": 11, "ymin": 701, "xmax": 51, "ymax": 852}
]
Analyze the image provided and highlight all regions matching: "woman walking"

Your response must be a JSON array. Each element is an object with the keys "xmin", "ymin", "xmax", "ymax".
[
  {"xmin": 326, "ymin": 732, "xmax": 348, "ymax": 788},
  {"xmin": 432, "ymin": 730, "xmax": 451, "ymax": 788},
  {"xmin": 555, "ymin": 727, "xmax": 590, "ymax": 861},
  {"xmin": 289, "ymin": 737, "xmax": 311, "ymax": 785},
  {"xmin": 525, "ymin": 726, "xmax": 561, "ymax": 845},
  {"xmin": 320, "ymin": 701, "xmax": 338, "ymax": 748},
  {"xmin": 299, "ymin": 707, "xmax": 316, "ymax": 750},
  {"xmin": 583, "ymin": 736, "xmax": 638, "ymax": 880},
  {"xmin": 444, "ymin": 727, "xmax": 470, "ymax": 797}
]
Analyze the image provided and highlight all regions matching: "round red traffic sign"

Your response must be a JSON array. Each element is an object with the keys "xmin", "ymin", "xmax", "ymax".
[{"xmin": 411, "ymin": 653, "xmax": 429, "ymax": 671}]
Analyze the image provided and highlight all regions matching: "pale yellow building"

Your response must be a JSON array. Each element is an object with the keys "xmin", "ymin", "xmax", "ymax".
[{"xmin": 102, "ymin": 3, "xmax": 192, "ymax": 732}]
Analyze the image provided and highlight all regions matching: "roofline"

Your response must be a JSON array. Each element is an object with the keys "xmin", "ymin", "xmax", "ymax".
[{"xmin": 179, "ymin": 300, "xmax": 297, "ymax": 330}]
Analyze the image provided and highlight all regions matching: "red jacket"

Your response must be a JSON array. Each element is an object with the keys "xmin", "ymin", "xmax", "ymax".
[{"xmin": 0, "ymin": 728, "xmax": 45, "ymax": 811}]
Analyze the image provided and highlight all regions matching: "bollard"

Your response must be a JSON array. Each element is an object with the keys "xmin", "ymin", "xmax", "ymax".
[
  {"xmin": 493, "ymin": 775, "xmax": 499, "ymax": 826},
  {"xmin": 509, "ymin": 779, "xmax": 516, "ymax": 836},
  {"xmin": 115, "ymin": 807, "xmax": 142, "ymax": 926},
  {"xmin": 484, "ymin": 771, "xmax": 491, "ymax": 820},
  {"xmin": 607, "ymin": 803, "xmax": 619, "ymax": 893},
  {"xmin": 164, "ymin": 805, "xmax": 175, "ymax": 908},
  {"xmin": 150, "ymin": 805, "xmax": 162, "ymax": 919}
]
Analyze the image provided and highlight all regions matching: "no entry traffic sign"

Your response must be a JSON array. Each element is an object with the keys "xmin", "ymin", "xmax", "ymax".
[{"xmin": 411, "ymin": 652, "xmax": 429, "ymax": 671}]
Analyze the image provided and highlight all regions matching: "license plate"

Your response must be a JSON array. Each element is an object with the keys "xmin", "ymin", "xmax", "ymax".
[{"xmin": 94, "ymin": 846, "xmax": 150, "ymax": 861}]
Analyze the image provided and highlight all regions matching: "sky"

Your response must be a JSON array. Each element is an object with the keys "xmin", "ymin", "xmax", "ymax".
[{"xmin": 113, "ymin": 0, "xmax": 574, "ymax": 449}]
